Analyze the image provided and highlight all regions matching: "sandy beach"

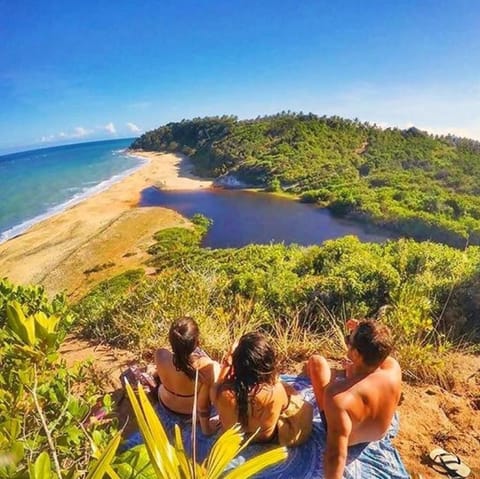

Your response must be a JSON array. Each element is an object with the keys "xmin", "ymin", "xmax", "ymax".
[{"xmin": 0, "ymin": 151, "xmax": 213, "ymax": 298}]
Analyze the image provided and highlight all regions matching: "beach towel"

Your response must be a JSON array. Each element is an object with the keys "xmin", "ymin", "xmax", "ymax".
[{"xmin": 123, "ymin": 375, "xmax": 409, "ymax": 479}]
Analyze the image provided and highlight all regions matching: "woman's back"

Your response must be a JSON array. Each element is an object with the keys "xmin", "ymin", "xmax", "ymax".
[
  {"xmin": 156, "ymin": 347, "xmax": 218, "ymax": 415},
  {"xmin": 154, "ymin": 317, "xmax": 220, "ymax": 436},
  {"xmin": 212, "ymin": 332, "xmax": 288, "ymax": 443},
  {"xmin": 214, "ymin": 380, "xmax": 288, "ymax": 442}
]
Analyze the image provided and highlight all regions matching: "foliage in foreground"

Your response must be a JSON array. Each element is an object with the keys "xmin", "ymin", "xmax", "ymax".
[
  {"xmin": 1, "ymin": 276, "xmax": 286, "ymax": 479},
  {"xmin": 109, "ymin": 382, "xmax": 287, "ymax": 479},
  {"xmin": 131, "ymin": 113, "xmax": 480, "ymax": 247},
  {"xmin": 0, "ymin": 279, "xmax": 117, "ymax": 478},
  {"xmin": 19, "ymin": 382, "xmax": 287, "ymax": 479}
]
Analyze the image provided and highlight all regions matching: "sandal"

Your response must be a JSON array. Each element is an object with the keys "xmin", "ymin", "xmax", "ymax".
[{"xmin": 429, "ymin": 448, "xmax": 471, "ymax": 478}]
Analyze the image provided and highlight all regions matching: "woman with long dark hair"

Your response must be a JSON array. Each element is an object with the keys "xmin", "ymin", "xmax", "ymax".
[
  {"xmin": 212, "ymin": 332, "xmax": 289, "ymax": 442},
  {"xmin": 155, "ymin": 317, "xmax": 220, "ymax": 435}
]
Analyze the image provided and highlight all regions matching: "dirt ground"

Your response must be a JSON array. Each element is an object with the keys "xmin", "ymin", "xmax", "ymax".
[
  {"xmin": 394, "ymin": 354, "xmax": 480, "ymax": 478},
  {"xmin": 61, "ymin": 337, "xmax": 480, "ymax": 479}
]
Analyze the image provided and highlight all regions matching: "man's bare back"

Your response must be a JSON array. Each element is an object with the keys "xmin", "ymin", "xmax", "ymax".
[
  {"xmin": 325, "ymin": 356, "xmax": 401, "ymax": 445},
  {"xmin": 308, "ymin": 320, "xmax": 401, "ymax": 479}
]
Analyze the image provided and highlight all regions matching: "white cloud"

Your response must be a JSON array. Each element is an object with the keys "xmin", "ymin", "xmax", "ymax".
[
  {"xmin": 316, "ymin": 82, "xmax": 480, "ymax": 140},
  {"xmin": 39, "ymin": 127, "xmax": 91, "ymax": 143},
  {"xmin": 126, "ymin": 122, "xmax": 141, "ymax": 133},
  {"xmin": 72, "ymin": 126, "xmax": 89, "ymax": 138},
  {"xmin": 104, "ymin": 122, "xmax": 116, "ymax": 134}
]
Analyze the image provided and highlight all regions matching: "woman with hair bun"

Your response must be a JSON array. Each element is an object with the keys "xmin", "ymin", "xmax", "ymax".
[
  {"xmin": 212, "ymin": 332, "xmax": 289, "ymax": 442},
  {"xmin": 155, "ymin": 317, "xmax": 220, "ymax": 435}
]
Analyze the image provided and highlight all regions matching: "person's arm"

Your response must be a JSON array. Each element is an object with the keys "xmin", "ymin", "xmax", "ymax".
[
  {"xmin": 197, "ymin": 381, "xmax": 218, "ymax": 435},
  {"xmin": 197, "ymin": 364, "xmax": 220, "ymax": 436},
  {"xmin": 217, "ymin": 355, "xmax": 233, "ymax": 382},
  {"xmin": 324, "ymin": 396, "xmax": 352, "ymax": 479},
  {"xmin": 217, "ymin": 339, "xmax": 238, "ymax": 382}
]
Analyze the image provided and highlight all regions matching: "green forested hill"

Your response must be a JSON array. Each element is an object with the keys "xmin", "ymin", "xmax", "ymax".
[{"xmin": 131, "ymin": 113, "xmax": 480, "ymax": 247}]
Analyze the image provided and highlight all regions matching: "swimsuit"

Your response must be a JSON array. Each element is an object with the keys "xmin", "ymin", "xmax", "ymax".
[
  {"xmin": 320, "ymin": 410, "xmax": 328, "ymax": 431},
  {"xmin": 161, "ymin": 383, "xmax": 195, "ymax": 398}
]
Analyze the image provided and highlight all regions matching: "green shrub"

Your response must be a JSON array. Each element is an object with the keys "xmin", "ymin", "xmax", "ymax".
[
  {"xmin": 74, "ymin": 269, "xmax": 145, "ymax": 342},
  {"xmin": 191, "ymin": 213, "xmax": 213, "ymax": 236},
  {"xmin": 75, "ymin": 230, "xmax": 480, "ymax": 384},
  {"xmin": 0, "ymin": 282, "xmax": 117, "ymax": 478},
  {"xmin": 0, "ymin": 278, "xmax": 72, "ymax": 331}
]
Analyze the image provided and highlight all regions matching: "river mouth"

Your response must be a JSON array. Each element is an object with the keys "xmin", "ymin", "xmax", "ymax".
[{"xmin": 139, "ymin": 187, "xmax": 393, "ymax": 248}]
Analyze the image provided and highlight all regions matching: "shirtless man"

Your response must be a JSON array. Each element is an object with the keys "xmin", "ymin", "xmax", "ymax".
[{"xmin": 307, "ymin": 319, "xmax": 402, "ymax": 479}]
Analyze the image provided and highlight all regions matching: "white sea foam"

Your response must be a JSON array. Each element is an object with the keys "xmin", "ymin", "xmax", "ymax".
[{"xmin": 0, "ymin": 156, "xmax": 147, "ymax": 245}]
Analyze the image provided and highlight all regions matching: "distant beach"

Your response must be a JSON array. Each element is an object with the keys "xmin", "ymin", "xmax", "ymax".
[
  {"xmin": 0, "ymin": 150, "xmax": 212, "ymax": 297},
  {"xmin": 128, "ymin": 150, "xmax": 213, "ymax": 190}
]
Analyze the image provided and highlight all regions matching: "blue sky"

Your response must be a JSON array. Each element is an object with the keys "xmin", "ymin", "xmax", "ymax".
[{"xmin": 1, "ymin": 0, "xmax": 479, "ymax": 153}]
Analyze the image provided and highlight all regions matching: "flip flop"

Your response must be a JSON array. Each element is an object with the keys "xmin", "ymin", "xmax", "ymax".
[{"xmin": 429, "ymin": 448, "xmax": 471, "ymax": 478}]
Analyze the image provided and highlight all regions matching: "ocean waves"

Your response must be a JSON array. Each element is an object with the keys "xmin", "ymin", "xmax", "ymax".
[{"xmin": 0, "ymin": 139, "xmax": 144, "ymax": 244}]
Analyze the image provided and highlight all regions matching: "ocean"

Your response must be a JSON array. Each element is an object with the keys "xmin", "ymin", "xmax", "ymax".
[{"xmin": 0, "ymin": 138, "xmax": 143, "ymax": 244}]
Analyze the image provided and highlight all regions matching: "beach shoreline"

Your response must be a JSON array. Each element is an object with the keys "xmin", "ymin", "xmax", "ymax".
[
  {"xmin": 0, "ymin": 151, "xmax": 212, "ymax": 297},
  {"xmin": 126, "ymin": 150, "xmax": 214, "ymax": 191}
]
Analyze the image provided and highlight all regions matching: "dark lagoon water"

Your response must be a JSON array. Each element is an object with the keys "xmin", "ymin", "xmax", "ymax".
[{"xmin": 140, "ymin": 187, "xmax": 393, "ymax": 248}]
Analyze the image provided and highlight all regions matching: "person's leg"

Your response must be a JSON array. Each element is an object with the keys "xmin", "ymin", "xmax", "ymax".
[{"xmin": 307, "ymin": 354, "xmax": 331, "ymax": 411}]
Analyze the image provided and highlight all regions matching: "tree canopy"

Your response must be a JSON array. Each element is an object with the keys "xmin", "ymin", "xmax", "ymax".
[{"xmin": 131, "ymin": 113, "xmax": 480, "ymax": 247}]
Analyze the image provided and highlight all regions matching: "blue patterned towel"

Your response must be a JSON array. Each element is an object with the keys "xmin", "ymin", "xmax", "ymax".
[{"xmin": 123, "ymin": 375, "xmax": 409, "ymax": 478}]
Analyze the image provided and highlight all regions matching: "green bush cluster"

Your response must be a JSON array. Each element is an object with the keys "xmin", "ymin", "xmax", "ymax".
[
  {"xmin": 0, "ymin": 280, "xmax": 71, "ymax": 329},
  {"xmin": 73, "ymin": 268, "xmax": 145, "ymax": 343},
  {"xmin": 131, "ymin": 113, "xmax": 480, "ymax": 246},
  {"xmin": 75, "ymin": 225, "xmax": 480, "ymax": 381},
  {"xmin": 0, "ymin": 279, "xmax": 117, "ymax": 478}
]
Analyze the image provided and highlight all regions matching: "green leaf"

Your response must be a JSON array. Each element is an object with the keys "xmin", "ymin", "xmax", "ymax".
[
  {"xmin": 92, "ymin": 430, "xmax": 103, "ymax": 449},
  {"xmin": 6, "ymin": 301, "xmax": 36, "ymax": 346},
  {"xmin": 103, "ymin": 394, "xmax": 112, "ymax": 410},
  {"xmin": 114, "ymin": 445, "xmax": 156, "ymax": 479},
  {"xmin": 0, "ymin": 441, "xmax": 24, "ymax": 476},
  {"xmin": 223, "ymin": 446, "xmax": 288, "ymax": 479},
  {"xmin": 204, "ymin": 425, "xmax": 244, "ymax": 479},
  {"xmin": 125, "ymin": 381, "xmax": 180, "ymax": 478},
  {"xmin": 85, "ymin": 432, "xmax": 121, "ymax": 479},
  {"xmin": 33, "ymin": 312, "xmax": 51, "ymax": 340},
  {"xmin": 12, "ymin": 344, "xmax": 44, "ymax": 360},
  {"xmin": 173, "ymin": 424, "xmax": 193, "ymax": 477},
  {"xmin": 29, "ymin": 452, "xmax": 52, "ymax": 479},
  {"xmin": 65, "ymin": 425, "xmax": 83, "ymax": 446}
]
